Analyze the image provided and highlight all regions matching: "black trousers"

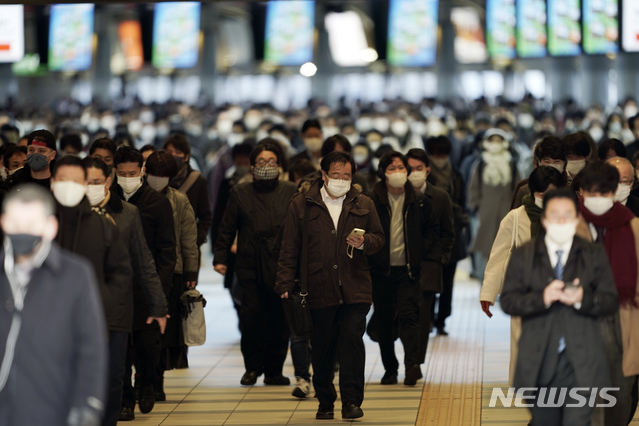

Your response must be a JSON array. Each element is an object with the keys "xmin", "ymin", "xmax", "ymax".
[
  {"xmin": 238, "ymin": 279, "xmax": 290, "ymax": 377},
  {"xmin": 121, "ymin": 328, "xmax": 161, "ymax": 409},
  {"xmin": 531, "ymin": 351, "xmax": 593, "ymax": 426},
  {"xmin": 434, "ymin": 260, "xmax": 457, "ymax": 329},
  {"xmin": 310, "ymin": 303, "xmax": 370, "ymax": 410},
  {"xmin": 371, "ymin": 268, "xmax": 420, "ymax": 372},
  {"xmin": 102, "ymin": 331, "xmax": 128, "ymax": 426},
  {"xmin": 418, "ymin": 291, "xmax": 437, "ymax": 364}
]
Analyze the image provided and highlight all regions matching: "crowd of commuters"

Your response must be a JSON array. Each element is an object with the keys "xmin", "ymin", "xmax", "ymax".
[{"xmin": 2, "ymin": 94, "xmax": 639, "ymax": 424}]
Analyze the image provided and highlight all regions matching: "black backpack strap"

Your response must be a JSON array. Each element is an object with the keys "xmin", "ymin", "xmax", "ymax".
[{"xmin": 300, "ymin": 200, "xmax": 309, "ymax": 298}]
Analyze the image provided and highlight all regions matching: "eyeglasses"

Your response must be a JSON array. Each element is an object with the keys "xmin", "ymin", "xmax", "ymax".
[
  {"xmin": 255, "ymin": 159, "xmax": 278, "ymax": 167},
  {"xmin": 620, "ymin": 180, "xmax": 634, "ymax": 186}
]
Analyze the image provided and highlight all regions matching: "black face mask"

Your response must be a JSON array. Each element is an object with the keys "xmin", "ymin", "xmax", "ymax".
[{"xmin": 7, "ymin": 234, "xmax": 42, "ymax": 256}]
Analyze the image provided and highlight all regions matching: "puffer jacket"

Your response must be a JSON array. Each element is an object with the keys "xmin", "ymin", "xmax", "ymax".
[
  {"xmin": 165, "ymin": 187, "xmax": 199, "ymax": 281},
  {"xmin": 275, "ymin": 178, "xmax": 385, "ymax": 310}
]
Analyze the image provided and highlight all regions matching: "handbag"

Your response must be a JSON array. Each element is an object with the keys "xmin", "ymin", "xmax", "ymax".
[
  {"xmin": 180, "ymin": 289, "xmax": 207, "ymax": 346},
  {"xmin": 281, "ymin": 201, "xmax": 313, "ymax": 337}
]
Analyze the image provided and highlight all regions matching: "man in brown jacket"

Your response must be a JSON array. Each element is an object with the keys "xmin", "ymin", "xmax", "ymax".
[{"xmin": 276, "ymin": 151, "xmax": 384, "ymax": 421}]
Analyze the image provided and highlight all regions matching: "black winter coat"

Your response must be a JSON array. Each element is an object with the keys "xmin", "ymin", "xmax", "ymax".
[
  {"xmin": 102, "ymin": 193, "xmax": 168, "ymax": 328},
  {"xmin": 114, "ymin": 182, "xmax": 176, "ymax": 297},
  {"xmin": 55, "ymin": 198, "xmax": 133, "ymax": 333},
  {"xmin": 367, "ymin": 181, "xmax": 438, "ymax": 280},
  {"xmin": 214, "ymin": 180, "xmax": 298, "ymax": 284}
]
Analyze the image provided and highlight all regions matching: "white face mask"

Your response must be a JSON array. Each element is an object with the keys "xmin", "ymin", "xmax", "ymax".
[
  {"xmin": 566, "ymin": 159, "xmax": 586, "ymax": 177},
  {"xmin": 353, "ymin": 154, "xmax": 368, "ymax": 166},
  {"xmin": 325, "ymin": 177, "xmax": 351, "ymax": 198},
  {"xmin": 483, "ymin": 141, "xmax": 506, "ymax": 154},
  {"xmin": 147, "ymin": 175, "xmax": 170, "ymax": 192},
  {"xmin": 86, "ymin": 184, "xmax": 106, "ymax": 206},
  {"xmin": 584, "ymin": 196, "xmax": 614, "ymax": 216},
  {"xmin": 534, "ymin": 196, "xmax": 544, "ymax": 209},
  {"xmin": 118, "ymin": 175, "xmax": 143, "ymax": 194},
  {"xmin": 304, "ymin": 137, "xmax": 323, "ymax": 153},
  {"xmin": 615, "ymin": 183, "xmax": 632, "ymax": 204},
  {"xmin": 545, "ymin": 163, "xmax": 565, "ymax": 173},
  {"xmin": 374, "ymin": 117, "xmax": 390, "ymax": 133},
  {"xmin": 8, "ymin": 167, "xmax": 22, "ymax": 176},
  {"xmin": 610, "ymin": 122, "xmax": 622, "ymax": 134},
  {"xmin": 371, "ymin": 158, "xmax": 380, "ymax": 171},
  {"xmin": 345, "ymin": 133, "xmax": 360, "ymax": 145},
  {"xmin": 589, "ymin": 127, "xmax": 604, "ymax": 142},
  {"xmin": 368, "ymin": 140, "xmax": 382, "ymax": 153},
  {"xmin": 544, "ymin": 219, "xmax": 578, "ymax": 245},
  {"xmin": 51, "ymin": 181, "xmax": 87, "ymax": 207},
  {"xmin": 408, "ymin": 170, "xmax": 427, "ymax": 188},
  {"xmin": 431, "ymin": 157, "xmax": 449, "ymax": 169},
  {"xmin": 386, "ymin": 172, "xmax": 407, "ymax": 189},
  {"xmin": 391, "ymin": 121, "xmax": 409, "ymax": 137}
]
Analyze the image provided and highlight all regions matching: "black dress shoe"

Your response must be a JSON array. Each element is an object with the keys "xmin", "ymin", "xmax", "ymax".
[
  {"xmin": 240, "ymin": 370, "xmax": 259, "ymax": 386},
  {"xmin": 138, "ymin": 385, "xmax": 155, "ymax": 414},
  {"xmin": 264, "ymin": 374, "xmax": 290, "ymax": 385},
  {"xmin": 436, "ymin": 326, "xmax": 449, "ymax": 336},
  {"xmin": 342, "ymin": 402, "xmax": 364, "ymax": 419},
  {"xmin": 404, "ymin": 364, "xmax": 423, "ymax": 386},
  {"xmin": 316, "ymin": 407, "xmax": 334, "ymax": 420},
  {"xmin": 118, "ymin": 407, "xmax": 135, "ymax": 421},
  {"xmin": 380, "ymin": 370, "xmax": 398, "ymax": 385}
]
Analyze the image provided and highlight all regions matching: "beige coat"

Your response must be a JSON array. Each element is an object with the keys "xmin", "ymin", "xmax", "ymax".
[
  {"xmin": 166, "ymin": 187, "xmax": 199, "ymax": 278},
  {"xmin": 578, "ymin": 217, "xmax": 639, "ymax": 377}
]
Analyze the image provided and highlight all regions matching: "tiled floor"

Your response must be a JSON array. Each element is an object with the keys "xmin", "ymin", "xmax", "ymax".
[{"xmin": 120, "ymin": 257, "xmax": 639, "ymax": 425}]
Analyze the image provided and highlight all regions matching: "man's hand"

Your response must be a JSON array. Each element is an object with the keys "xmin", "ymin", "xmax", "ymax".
[
  {"xmin": 214, "ymin": 264, "xmax": 227, "ymax": 275},
  {"xmin": 281, "ymin": 292, "xmax": 289, "ymax": 299},
  {"xmin": 560, "ymin": 278, "xmax": 584, "ymax": 306},
  {"xmin": 186, "ymin": 281, "xmax": 197, "ymax": 289},
  {"xmin": 346, "ymin": 235, "xmax": 365, "ymax": 248},
  {"xmin": 147, "ymin": 315, "xmax": 170, "ymax": 334},
  {"xmin": 480, "ymin": 300, "xmax": 493, "ymax": 318},
  {"xmin": 543, "ymin": 279, "xmax": 565, "ymax": 307}
]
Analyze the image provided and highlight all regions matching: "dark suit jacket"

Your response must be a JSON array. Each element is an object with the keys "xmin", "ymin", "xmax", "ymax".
[{"xmin": 501, "ymin": 235, "xmax": 618, "ymax": 389}]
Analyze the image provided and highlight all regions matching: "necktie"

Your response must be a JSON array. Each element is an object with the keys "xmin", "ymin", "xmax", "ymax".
[
  {"xmin": 595, "ymin": 226, "xmax": 605, "ymax": 245},
  {"xmin": 554, "ymin": 250, "xmax": 566, "ymax": 353}
]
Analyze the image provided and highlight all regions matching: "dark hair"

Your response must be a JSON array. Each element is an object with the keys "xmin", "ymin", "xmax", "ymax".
[
  {"xmin": 113, "ymin": 145, "xmax": 143, "ymax": 168},
  {"xmin": 425, "ymin": 135, "xmax": 452, "ymax": 156},
  {"xmin": 52, "ymin": 154, "xmax": 87, "ymax": 179},
  {"xmin": 406, "ymin": 148, "xmax": 430, "ymax": 167},
  {"xmin": 113, "ymin": 131, "xmax": 134, "ymax": 147},
  {"xmin": 3, "ymin": 183, "xmax": 55, "ymax": 217},
  {"xmin": 231, "ymin": 142, "xmax": 254, "ymax": 160},
  {"xmin": 82, "ymin": 156, "xmax": 108, "ymax": 179},
  {"xmin": 249, "ymin": 139, "xmax": 284, "ymax": 169},
  {"xmin": 321, "ymin": 134, "xmax": 352, "ymax": 157},
  {"xmin": 578, "ymin": 162, "xmax": 620, "ymax": 195},
  {"xmin": 145, "ymin": 150, "xmax": 178, "ymax": 179},
  {"xmin": 89, "ymin": 137, "xmax": 117, "ymax": 156},
  {"xmin": 377, "ymin": 150, "xmax": 410, "ymax": 179},
  {"xmin": 598, "ymin": 138, "xmax": 627, "ymax": 160},
  {"xmin": 320, "ymin": 151, "xmax": 355, "ymax": 175},
  {"xmin": 543, "ymin": 187, "xmax": 580, "ymax": 216},
  {"xmin": 163, "ymin": 133, "xmax": 191, "ymax": 156},
  {"xmin": 301, "ymin": 118, "xmax": 322, "ymax": 134},
  {"xmin": 60, "ymin": 134, "xmax": 82, "ymax": 153},
  {"xmin": 269, "ymin": 124, "xmax": 289, "ymax": 138},
  {"xmin": 288, "ymin": 158, "xmax": 317, "ymax": 182},
  {"xmin": 3, "ymin": 144, "xmax": 26, "ymax": 169},
  {"xmin": 628, "ymin": 113, "xmax": 639, "ymax": 131},
  {"xmin": 632, "ymin": 150, "xmax": 639, "ymax": 168},
  {"xmin": 562, "ymin": 133, "xmax": 591, "ymax": 158},
  {"xmin": 533, "ymin": 136, "xmax": 566, "ymax": 165},
  {"xmin": 140, "ymin": 144, "xmax": 157, "ymax": 155},
  {"xmin": 528, "ymin": 166, "xmax": 566, "ymax": 194}
]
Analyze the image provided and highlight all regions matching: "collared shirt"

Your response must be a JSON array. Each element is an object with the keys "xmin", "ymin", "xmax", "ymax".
[
  {"xmin": 320, "ymin": 185, "xmax": 346, "ymax": 231},
  {"xmin": 388, "ymin": 191, "xmax": 406, "ymax": 266},
  {"xmin": 544, "ymin": 234, "xmax": 581, "ymax": 310}
]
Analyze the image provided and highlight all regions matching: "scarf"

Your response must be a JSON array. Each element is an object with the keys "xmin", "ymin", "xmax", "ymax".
[
  {"xmin": 481, "ymin": 150, "xmax": 513, "ymax": 186},
  {"xmin": 579, "ymin": 199, "xmax": 638, "ymax": 306},
  {"xmin": 522, "ymin": 194, "xmax": 542, "ymax": 238}
]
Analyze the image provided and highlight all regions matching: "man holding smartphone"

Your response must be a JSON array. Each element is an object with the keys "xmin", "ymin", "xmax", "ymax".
[{"xmin": 276, "ymin": 151, "xmax": 384, "ymax": 421}]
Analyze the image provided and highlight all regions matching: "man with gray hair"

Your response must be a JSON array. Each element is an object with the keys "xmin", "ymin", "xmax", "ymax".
[
  {"xmin": 0, "ymin": 184, "xmax": 108, "ymax": 426},
  {"xmin": 606, "ymin": 156, "xmax": 639, "ymax": 217}
]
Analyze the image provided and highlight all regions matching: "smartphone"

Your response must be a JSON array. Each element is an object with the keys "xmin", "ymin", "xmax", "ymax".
[
  {"xmin": 564, "ymin": 279, "xmax": 579, "ymax": 291},
  {"xmin": 348, "ymin": 228, "xmax": 366, "ymax": 238}
]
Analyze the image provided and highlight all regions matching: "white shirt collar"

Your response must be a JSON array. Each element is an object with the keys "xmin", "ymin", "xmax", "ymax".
[
  {"xmin": 544, "ymin": 234, "xmax": 573, "ymax": 265},
  {"xmin": 320, "ymin": 185, "xmax": 346, "ymax": 205}
]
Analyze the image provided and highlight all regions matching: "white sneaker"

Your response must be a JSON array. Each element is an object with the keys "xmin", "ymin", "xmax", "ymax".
[{"xmin": 292, "ymin": 376, "xmax": 310, "ymax": 398}]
